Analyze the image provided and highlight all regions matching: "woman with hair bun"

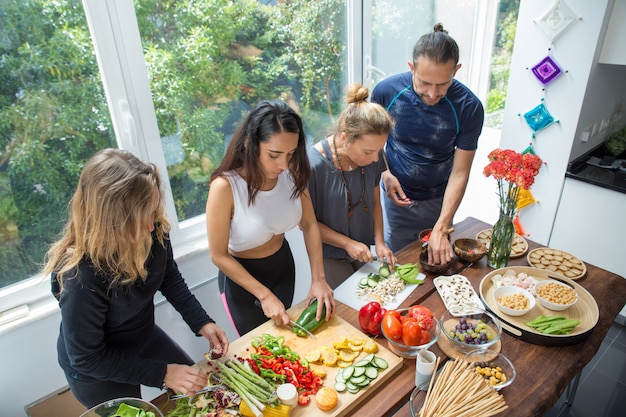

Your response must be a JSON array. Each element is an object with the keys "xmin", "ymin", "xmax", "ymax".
[{"xmin": 307, "ymin": 83, "xmax": 396, "ymax": 289}]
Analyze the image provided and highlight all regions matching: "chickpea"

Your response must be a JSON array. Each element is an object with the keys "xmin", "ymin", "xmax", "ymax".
[
  {"xmin": 536, "ymin": 282, "xmax": 577, "ymax": 305},
  {"xmin": 497, "ymin": 293, "xmax": 530, "ymax": 310}
]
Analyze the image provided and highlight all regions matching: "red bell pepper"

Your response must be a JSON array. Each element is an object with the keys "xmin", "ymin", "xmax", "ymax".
[{"xmin": 358, "ymin": 301, "xmax": 387, "ymax": 336}]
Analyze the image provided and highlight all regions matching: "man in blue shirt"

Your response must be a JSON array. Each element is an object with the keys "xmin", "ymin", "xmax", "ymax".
[{"xmin": 372, "ymin": 23, "xmax": 484, "ymax": 264}]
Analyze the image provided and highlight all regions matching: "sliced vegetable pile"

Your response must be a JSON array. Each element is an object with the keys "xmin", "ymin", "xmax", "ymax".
[
  {"xmin": 113, "ymin": 403, "xmax": 157, "ymax": 417},
  {"xmin": 246, "ymin": 334, "xmax": 323, "ymax": 406},
  {"xmin": 333, "ymin": 353, "xmax": 388, "ymax": 394},
  {"xmin": 525, "ymin": 315, "xmax": 580, "ymax": 334}
]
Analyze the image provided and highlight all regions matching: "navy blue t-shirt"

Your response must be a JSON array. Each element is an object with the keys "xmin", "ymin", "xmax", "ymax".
[{"xmin": 372, "ymin": 72, "xmax": 484, "ymax": 200}]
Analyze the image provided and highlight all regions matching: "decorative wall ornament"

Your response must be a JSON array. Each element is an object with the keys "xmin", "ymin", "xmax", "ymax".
[
  {"xmin": 521, "ymin": 101, "xmax": 559, "ymax": 137},
  {"xmin": 534, "ymin": 0, "xmax": 579, "ymax": 41},
  {"xmin": 530, "ymin": 54, "xmax": 565, "ymax": 86}
]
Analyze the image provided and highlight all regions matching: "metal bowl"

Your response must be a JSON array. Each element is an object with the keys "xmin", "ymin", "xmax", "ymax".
[{"xmin": 79, "ymin": 397, "xmax": 164, "ymax": 417}]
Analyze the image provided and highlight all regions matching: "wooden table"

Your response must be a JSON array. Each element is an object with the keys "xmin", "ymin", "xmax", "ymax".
[
  {"xmin": 153, "ymin": 216, "xmax": 626, "ymax": 417},
  {"xmin": 343, "ymin": 216, "xmax": 626, "ymax": 417}
]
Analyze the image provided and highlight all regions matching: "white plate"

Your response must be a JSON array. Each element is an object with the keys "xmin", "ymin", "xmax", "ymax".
[
  {"xmin": 433, "ymin": 274, "xmax": 485, "ymax": 316},
  {"xmin": 334, "ymin": 262, "xmax": 425, "ymax": 311}
]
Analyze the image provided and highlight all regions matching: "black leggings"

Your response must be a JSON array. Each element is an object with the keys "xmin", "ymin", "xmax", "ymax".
[
  {"xmin": 219, "ymin": 239, "xmax": 295, "ymax": 336},
  {"xmin": 66, "ymin": 326, "xmax": 193, "ymax": 408}
]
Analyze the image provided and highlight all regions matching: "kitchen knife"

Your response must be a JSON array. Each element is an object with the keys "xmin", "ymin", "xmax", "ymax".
[
  {"xmin": 254, "ymin": 299, "xmax": 317, "ymax": 338},
  {"xmin": 288, "ymin": 320, "xmax": 317, "ymax": 339}
]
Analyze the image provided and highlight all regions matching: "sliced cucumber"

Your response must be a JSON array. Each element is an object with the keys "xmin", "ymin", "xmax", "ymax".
[
  {"xmin": 367, "ymin": 278, "xmax": 379, "ymax": 287},
  {"xmin": 373, "ymin": 356, "xmax": 388, "ymax": 369},
  {"xmin": 341, "ymin": 365, "xmax": 355, "ymax": 380},
  {"xmin": 358, "ymin": 277, "xmax": 369, "ymax": 288},
  {"xmin": 355, "ymin": 377, "xmax": 372, "ymax": 387},
  {"xmin": 352, "ymin": 366, "xmax": 366, "ymax": 378},
  {"xmin": 334, "ymin": 381, "xmax": 347, "ymax": 393},
  {"xmin": 335, "ymin": 373, "xmax": 346, "ymax": 383},
  {"xmin": 345, "ymin": 381, "xmax": 359, "ymax": 392},
  {"xmin": 361, "ymin": 353, "xmax": 376, "ymax": 364},
  {"xmin": 347, "ymin": 386, "xmax": 361, "ymax": 394},
  {"xmin": 349, "ymin": 375, "xmax": 366, "ymax": 385},
  {"xmin": 365, "ymin": 366, "xmax": 379, "ymax": 379}
]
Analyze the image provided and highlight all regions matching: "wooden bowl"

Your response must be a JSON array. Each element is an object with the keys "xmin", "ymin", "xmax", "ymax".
[
  {"xmin": 453, "ymin": 238, "xmax": 487, "ymax": 262},
  {"xmin": 419, "ymin": 250, "xmax": 452, "ymax": 274}
]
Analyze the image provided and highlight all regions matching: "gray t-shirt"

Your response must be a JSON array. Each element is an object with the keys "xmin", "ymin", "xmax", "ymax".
[{"xmin": 307, "ymin": 139, "xmax": 386, "ymax": 260}]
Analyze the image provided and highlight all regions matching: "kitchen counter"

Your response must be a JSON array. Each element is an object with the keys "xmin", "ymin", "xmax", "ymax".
[
  {"xmin": 566, "ymin": 144, "xmax": 626, "ymax": 194},
  {"xmin": 152, "ymin": 217, "xmax": 626, "ymax": 417}
]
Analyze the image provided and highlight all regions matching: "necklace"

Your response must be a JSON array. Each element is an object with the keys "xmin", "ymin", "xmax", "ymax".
[{"xmin": 332, "ymin": 136, "xmax": 368, "ymax": 218}]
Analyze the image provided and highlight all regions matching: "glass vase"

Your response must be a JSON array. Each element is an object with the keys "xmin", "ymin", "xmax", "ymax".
[{"xmin": 487, "ymin": 213, "xmax": 515, "ymax": 269}]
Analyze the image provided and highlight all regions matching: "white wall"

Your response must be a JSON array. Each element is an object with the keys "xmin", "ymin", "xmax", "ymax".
[{"xmin": 499, "ymin": 0, "xmax": 616, "ymax": 245}]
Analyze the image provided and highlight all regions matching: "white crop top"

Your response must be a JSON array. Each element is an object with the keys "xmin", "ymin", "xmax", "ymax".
[{"xmin": 225, "ymin": 170, "xmax": 302, "ymax": 252}]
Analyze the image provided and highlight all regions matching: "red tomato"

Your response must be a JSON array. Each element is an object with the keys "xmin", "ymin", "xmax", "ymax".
[
  {"xmin": 409, "ymin": 305, "xmax": 434, "ymax": 331},
  {"xmin": 298, "ymin": 394, "xmax": 311, "ymax": 406},
  {"xmin": 401, "ymin": 317, "xmax": 423, "ymax": 346},
  {"xmin": 382, "ymin": 311, "xmax": 403, "ymax": 341}
]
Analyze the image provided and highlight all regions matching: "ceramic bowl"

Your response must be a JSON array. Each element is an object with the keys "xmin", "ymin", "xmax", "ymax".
[
  {"xmin": 534, "ymin": 280, "xmax": 578, "ymax": 311},
  {"xmin": 493, "ymin": 286, "xmax": 536, "ymax": 316},
  {"xmin": 381, "ymin": 308, "xmax": 441, "ymax": 358},
  {"xmin": 464, "ymin": 349, "xmax": 516, "ymax": 391},
  {"xmin": 419, "ymin": 250, "xmax": 452, "ymax": 274},
  {"xmin": 440, "ymin": 309, "xmax": 502, "ymax": 354},
  {"xmin": 80, "ymin": 397, "xmax": 164, "ymax": 417},
  {"xmin": 453, "ymin": 238, "xmax": 487, "ymax": 262}
]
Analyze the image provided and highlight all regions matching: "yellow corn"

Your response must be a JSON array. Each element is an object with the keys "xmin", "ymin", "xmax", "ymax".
[{"xmin": 239, "ymin": 401, "xmax": 293, "ymax": 417}]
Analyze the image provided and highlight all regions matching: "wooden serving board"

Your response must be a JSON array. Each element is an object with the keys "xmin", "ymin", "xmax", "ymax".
[
  {"xmin": 479, "ymin": 266, "xmax": 599, "ymax": 346},
  {"xmin": 197, "ymin": 301, "xmax": 403, "ymax": 417}
]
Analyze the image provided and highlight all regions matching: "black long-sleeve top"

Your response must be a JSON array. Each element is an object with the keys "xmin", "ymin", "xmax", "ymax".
[{"xmin": 51, "ymin": 233, "xmax": 214, "ymax": 387}]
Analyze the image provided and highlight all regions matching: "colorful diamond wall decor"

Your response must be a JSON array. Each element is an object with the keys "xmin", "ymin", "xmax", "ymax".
[
  {"xmin": 531, "ymin": 55, "xmax": 563, "ymax": 85},
  {"xmin": 534, "ymin": 0, "xmax": 578, "ymax": 41},
  {"xmin": 523, "ymin": 103, "xmax": 555, "ymax": 133}
]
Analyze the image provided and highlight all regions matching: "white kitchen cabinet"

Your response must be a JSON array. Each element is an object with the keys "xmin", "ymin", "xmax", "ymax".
[
  {"xmin": 600, "ymin": 0, "xmax": 626, "ymax": 65},
  {"xmin": 550, "ymin": 177, "xmax": 626, "ymax": 322},
  {"xmin": 551, "ymin": 178, "xmax": 626, "ymax": 276}
]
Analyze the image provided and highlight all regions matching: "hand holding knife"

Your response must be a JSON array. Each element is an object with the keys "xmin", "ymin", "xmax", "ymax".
[{"xmin": 254, "ymin": 299, "xmax": 317, "ymax": 338}]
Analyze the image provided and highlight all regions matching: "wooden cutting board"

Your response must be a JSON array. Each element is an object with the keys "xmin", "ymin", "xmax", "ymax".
[{"xmin": 196, "ymin": 301, "xmax": 403, "ymax": 417}]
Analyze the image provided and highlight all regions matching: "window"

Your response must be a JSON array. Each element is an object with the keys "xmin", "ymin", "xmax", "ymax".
[
  {"xmin": 0, "ymin": 0, "xmax": 351, "ymax": 312},
  {"xmin": 0, "ymin": 0, "xmax": 516, "ymax": 318},
  {"xmin": 0, "ymin": 0, "xmax": 115, "ymax": 311}
]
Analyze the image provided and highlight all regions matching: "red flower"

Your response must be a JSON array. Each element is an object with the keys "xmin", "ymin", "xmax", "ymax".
[{"xmin": 484, "ymin": 149, "xmax": 542, "ymax": 216}]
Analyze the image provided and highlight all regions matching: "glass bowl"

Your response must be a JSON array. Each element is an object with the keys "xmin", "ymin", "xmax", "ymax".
[
  {"xmin": 409, "ymin": 386, "xmax": 427, "ymax": 417},
  {"xmin": 79, "ymin": 397, "xmax": 164, "ymax": 417},
  {"xmin": 440, "ymin": 309, "xmax": 502, "ymax": 354},
  {"xmin": 464, "ymin": 349, "xmax": 516, "ymax": 391},
  {"xmin": 381, "ymin": 308, "xmax": 441, "ymax": 358}
]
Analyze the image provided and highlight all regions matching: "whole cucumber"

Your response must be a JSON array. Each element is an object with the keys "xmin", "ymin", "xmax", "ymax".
[{"xmin": 294, "ymin": 299, "xmax": 327, "ymax": 337}]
